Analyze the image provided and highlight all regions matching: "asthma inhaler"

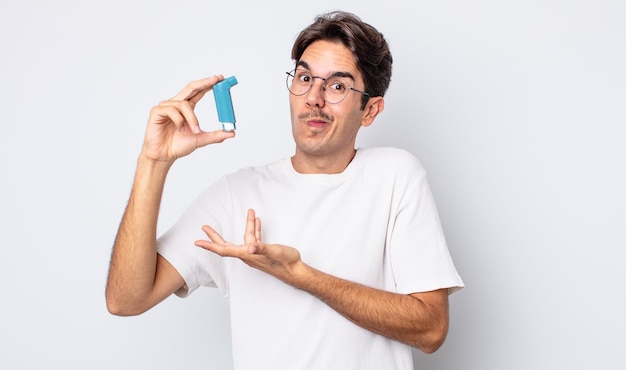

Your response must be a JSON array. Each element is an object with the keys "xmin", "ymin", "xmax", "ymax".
[{"xmin": 213, "ymin": 76, "xmax": 238, "ymax": 131}]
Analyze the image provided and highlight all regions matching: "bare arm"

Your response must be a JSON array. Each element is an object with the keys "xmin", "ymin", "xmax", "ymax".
[
  {"xmin": 195, "ymin": 210, "xmax": 450, "ymax": 353},
  {"xmin": 105, "ymin": 157, "xmax": 183, "ymax": 316},
  {"xmin": 293, "ymin": 266, "xmax": 449, "ymax": 353},
  {"xmin": 105, "ymin": 76, "xmax": 235, "ymax": 316}
]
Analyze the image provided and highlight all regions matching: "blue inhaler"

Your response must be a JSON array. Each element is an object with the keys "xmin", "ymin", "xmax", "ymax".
[{"xmin": 213, "ymin": 76, "xmax": 238, "ymax": 131}]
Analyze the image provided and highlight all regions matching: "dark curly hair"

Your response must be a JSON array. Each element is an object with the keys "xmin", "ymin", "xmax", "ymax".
[{"xmin": 291, "ymin": 11, "xmax": 393, "ymax": 109}]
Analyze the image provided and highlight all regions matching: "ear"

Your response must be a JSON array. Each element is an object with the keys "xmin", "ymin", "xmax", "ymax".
[{"xmin": 361, "ymin": 97, "xmax": 385, "ymax": 128}]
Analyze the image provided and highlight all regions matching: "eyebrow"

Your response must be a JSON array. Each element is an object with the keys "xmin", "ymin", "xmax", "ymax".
[{"xmin": 296, "ymin": 61, "xmax": 356, "ymax": 81}]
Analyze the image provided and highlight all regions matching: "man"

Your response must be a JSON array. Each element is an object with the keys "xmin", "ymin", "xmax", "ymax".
[{"xmin": 106, "ymin": 11, "xmax": 463, "ymax": 369}]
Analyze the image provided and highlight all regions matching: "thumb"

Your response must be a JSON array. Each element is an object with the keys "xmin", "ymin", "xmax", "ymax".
[
  {"xmin": 195, "ymin": 129, "xmax": 236, "ymax": 148},
  {"xmin": 247, "ymin": 242, "xmax": 263, "ymax": 255}
]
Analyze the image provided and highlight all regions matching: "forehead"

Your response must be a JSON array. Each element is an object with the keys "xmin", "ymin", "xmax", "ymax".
[{"xmin": 298, "ymin": 40, "xmax": 360, "ymax": 78}]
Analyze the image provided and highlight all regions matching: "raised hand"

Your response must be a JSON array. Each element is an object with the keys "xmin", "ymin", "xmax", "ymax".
[
  {"xmin": 195, "ymin": 209, "xmax": 304, "ymax": 282},
  {"xmin": 141, "ymin": 75, "xmax": 236, "ymax": 164}
]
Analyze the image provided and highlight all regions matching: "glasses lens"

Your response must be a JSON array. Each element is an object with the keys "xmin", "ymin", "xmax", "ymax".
[
  {"xmin": 286, "ymin": 69, "xmax": 311, "ymax": 96},
  {"xmin": 285, "ymin": 70, "xmax": 357, "ymax": 104},
  {"xmin": 323, "ymin": 77, "xmax": 349, "ymax": 104}
]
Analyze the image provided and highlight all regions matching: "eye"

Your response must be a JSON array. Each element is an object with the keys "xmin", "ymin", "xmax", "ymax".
[
  {"xmin": 327, "ymin": 80, "xmax": 347, "ymax": 92},
  {"xmin": 296, "ymin": 71, "xmax": 312, "ymax": 84}
]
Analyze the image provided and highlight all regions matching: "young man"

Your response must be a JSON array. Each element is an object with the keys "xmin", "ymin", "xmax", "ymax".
[{"xmin": 106, "ymin": 11, "xmax": 463, "ymax": 369}]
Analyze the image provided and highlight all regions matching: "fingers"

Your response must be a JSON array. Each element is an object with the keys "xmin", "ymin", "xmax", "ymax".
[
  {"xmin": 150, "ymin": 100, "xmax": 201, "ymax": 133},
  {"xmin": 196, "ymin": 223, "xmax": 302, "ymax": 281},
  {"xmin": 171, "ymin": 75, "xmax": 224, "ymax": 104},
  {"xmin": 196, "ymin": 224, "xmax": 251, "ymax": 259},
  {"xmin": 193, "ymin": 129, "xmax": 236, "ymax": 149},
  {"xmin": 255, "ymin": 216, "xmax": 262, "ymax": 243},
  {"xmin": 151, "ymin": 75, "xmax": 225, "ymax": 134},
  {"xmin": 195, "ymin": 225, "xmax": 236, "ymax": 257},
  {"xmin": 197, "ymin": 211, "xmax": 301, "ymax": 273},
  {"xmin": 200, "ymin": 224, "xmax": 227, "ymax": 244},
  {"xmin": 244, "ymin": 209, "xmax": 262, "ymax": 244}
]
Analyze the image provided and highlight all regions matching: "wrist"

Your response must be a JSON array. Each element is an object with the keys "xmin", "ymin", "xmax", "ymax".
[
  {"xmin": 133, "ymin": 152, "xmax": 173, "ymax": 190},
  {"xmin": 290, "ymin": 261, "xmax": 319, "ymax": 291},
  {"xmin": 137, "ymin": 151, "xmax": 173, "ymax": 174}
]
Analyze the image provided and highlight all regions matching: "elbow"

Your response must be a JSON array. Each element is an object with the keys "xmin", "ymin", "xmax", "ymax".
[
  {"xmin": 105, "ymin": 290, "xmax": 147, "ymax": 317},
  {"xmin": 412, "ymin": 319, "xmax": 449, "ymax": 354},
  {"xmin": 407, "ymin": 289, "xmax": 450, "ymax": 354},
  {"xmin": 106, "ymin": 300, "xmax": 131, "ymax": 317},
  {"xmin": 106, "ymin": 297, "xmax": 133, "ymax": 317},
  {"xmin": 418, "ymin": 330, "xmax": 447, "ymax": 354}
]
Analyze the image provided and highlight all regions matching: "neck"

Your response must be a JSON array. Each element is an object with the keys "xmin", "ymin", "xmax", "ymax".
[{"xmin": 291, "ymin": 148, "xmax": 357, "ymax": 174}]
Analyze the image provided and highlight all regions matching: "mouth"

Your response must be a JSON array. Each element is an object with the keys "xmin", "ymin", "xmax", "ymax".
[
  {"xmin": 305, "ymin": 119, "xmax": 328, "ymax": 129},
  {"xmin": 299, "ymin": 109, "xmax": 333, "ymax": 129}
]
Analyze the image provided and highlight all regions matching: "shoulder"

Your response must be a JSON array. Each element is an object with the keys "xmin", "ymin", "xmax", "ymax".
[{"xmin": 357, "ymin": 147, "xmax": 425, "ymax": 175}]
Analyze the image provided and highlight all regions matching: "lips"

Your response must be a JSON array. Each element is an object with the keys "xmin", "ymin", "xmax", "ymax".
[{"xmin": 306, "ymin": 119, "xmax": 328, "ymax": 128}]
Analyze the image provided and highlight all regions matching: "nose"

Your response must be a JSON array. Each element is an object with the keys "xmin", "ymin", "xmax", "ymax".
[{"xmin": 305, "ymin": 77, "xmax": 326, "ymax": 108}]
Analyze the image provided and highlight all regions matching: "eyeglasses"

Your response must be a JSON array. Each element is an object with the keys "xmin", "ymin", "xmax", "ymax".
[{"xmin": 285, "ymin": 69, "xmax": 370, "ymax": 104}]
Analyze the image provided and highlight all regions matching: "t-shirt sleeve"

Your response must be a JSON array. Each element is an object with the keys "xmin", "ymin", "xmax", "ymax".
[
  {"xmin": 389, "ymin": 155, "xmax": 464, "ymax": 295},
  {"xmin": 157, "ymin": 176, "xmax": 233, "ymax": 298}
]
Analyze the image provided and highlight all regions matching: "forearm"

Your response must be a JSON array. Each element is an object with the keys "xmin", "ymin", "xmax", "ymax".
[
  {"xmin": 292, "ymin": 264, "xmax": 449, "ymax": 353},
  {"xmin": 105, "ymin": 154, "xmax": 172, "ymax": 315}
]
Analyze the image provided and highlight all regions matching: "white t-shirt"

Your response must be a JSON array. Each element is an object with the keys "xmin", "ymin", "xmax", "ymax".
[{"xmin": 158, "ymin": 147, "xmax": 464, "ymax": 370}]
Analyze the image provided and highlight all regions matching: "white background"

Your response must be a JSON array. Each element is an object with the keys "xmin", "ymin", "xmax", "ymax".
[{"xmin": 1, "ymin": 1, "xmax": 625, "ymax": 369}]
